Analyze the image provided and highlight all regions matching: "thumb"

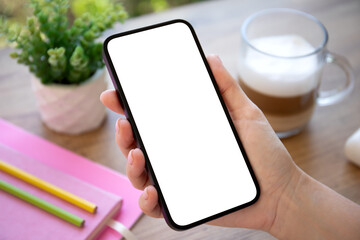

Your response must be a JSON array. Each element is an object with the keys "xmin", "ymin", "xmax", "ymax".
[{"xmin": 206, "ymin": 55, "xmax": 251, "ymax": 113}]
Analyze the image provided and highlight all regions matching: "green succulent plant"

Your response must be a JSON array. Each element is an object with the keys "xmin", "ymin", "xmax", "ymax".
[{"xmin": 0, "ymin": 0, "xmax": 127, "ymax": 84}]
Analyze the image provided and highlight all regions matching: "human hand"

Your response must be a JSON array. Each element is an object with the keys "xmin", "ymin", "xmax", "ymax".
[{"xmin": 100, "ymin": 55, "xmax": 301, "ymax": 233}]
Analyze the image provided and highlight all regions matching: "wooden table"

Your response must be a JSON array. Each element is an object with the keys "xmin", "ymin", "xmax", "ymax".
[{"xmin": 1, "ymin": 0, "xmax": 359, "ymax": 239}]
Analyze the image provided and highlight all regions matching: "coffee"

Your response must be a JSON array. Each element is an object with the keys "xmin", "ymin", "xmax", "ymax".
[
  {"xmin": 239, "ymin": 9, "xmax": 354, "ymax": 137},
  {"xmin": 238, "ymin": 35, "xmax": 322, "ymax": 132}
]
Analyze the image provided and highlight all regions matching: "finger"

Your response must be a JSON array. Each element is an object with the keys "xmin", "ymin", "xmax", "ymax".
[
  {"xmin": 100, "ymin": 89, "xmax": 124, "ymax": 114},
  {"xmin": 206, "ymin": 55, "xmax": 251, "ymax": 112},
  {"xmin": 115, "ymin": 118, "xmax": 136, "ymax": 157},
  {"xmin": 139, "ymin": 185, "xmax": 162, "ymax": 218},
  {"xmin": 127, "ymin": 148, "xmax": 151, "ymax": 190}
]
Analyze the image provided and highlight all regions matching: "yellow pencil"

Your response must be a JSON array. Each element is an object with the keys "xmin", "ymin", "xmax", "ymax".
[{"xmin": 0, "ymin": 159, "xmax": 97, "ymax": 213}]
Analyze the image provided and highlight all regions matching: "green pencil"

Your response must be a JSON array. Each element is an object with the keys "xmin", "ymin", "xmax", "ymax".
[{"xmin": 0, "ymin": 179, "xmax": 84, "ymax": 227}]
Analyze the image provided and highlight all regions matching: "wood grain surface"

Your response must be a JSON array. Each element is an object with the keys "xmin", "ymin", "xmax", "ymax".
[{"xmin": 0, "ymin": 0, "xmax": 359, "ymax": 239}]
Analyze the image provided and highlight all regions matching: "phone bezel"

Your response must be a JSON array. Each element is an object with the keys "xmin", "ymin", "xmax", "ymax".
[{"xmin": 103, "ymin": 19, "xmax": 260, "ymax": 231}]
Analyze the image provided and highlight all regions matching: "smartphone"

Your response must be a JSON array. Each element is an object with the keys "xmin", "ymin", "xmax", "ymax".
[{"xmin": 103, "ymin": 19, "xmax": 260, "ymax": 230}]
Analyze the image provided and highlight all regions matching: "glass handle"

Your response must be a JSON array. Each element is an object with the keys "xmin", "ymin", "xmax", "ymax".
[{"xmin": 317, "ymin": 52, "xmax": 355, "ymax": 106}]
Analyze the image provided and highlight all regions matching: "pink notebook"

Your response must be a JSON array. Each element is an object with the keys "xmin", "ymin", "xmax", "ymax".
[
  {"xmin": 0, "ymin": 118, "xmax": 142, "ymax": 239},
  {"xmin": 0, "ymin": 144, "xmax": 122, "ymax": 239}
]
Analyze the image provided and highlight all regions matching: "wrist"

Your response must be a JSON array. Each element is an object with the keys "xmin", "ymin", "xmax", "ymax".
[
  {"xmin": 269, "ymin": 165, "xmax": 360, "ymax": 240},
  {"xmin": 268, "ymin": 165, "xmax": 309, "ymax": 239}
]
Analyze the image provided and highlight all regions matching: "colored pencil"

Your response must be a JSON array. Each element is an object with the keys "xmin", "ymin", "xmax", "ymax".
[
  {"xmin": 0, "ymin": 179, "xmax": 84, "ymax": 227},
  {"xmin": 0, "ymin": 159, "xmax": 97, "ymax": 213}
]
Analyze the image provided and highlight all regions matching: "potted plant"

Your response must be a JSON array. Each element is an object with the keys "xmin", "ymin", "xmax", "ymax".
[{"xmin": 0, "ymin": 0, "xmax": 127, "ymax": 134}]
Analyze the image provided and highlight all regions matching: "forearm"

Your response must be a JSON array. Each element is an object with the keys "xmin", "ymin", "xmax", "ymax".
[{"xmin": 271, "ymin": 167, "xmax": 360, "ymax": 240}]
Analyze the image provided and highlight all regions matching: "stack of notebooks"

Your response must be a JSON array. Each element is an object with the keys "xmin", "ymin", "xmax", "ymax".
[{"xmin": 0, "ymin": 118, "xmax": 142, "ymax": 240}]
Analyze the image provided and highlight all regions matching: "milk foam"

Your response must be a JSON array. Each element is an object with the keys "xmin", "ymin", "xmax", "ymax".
[{"xmin": 238, "ymin": 35, "xmax": 321, "ymax": 97}]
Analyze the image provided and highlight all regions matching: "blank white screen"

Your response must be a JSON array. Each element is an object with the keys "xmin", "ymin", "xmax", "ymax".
[{"xmin": 107, "ymin": 22, "xmax": 257, "ymax": 227}]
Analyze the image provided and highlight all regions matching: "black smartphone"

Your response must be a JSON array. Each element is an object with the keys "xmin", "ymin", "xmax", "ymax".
[{"xmin": 103, "ymin": 19, "xmax": 260, "ymax": 231}]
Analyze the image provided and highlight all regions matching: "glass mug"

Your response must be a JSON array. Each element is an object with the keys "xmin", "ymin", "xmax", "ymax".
[{"xmin": 238, "ymin": 8, "xmax": 354, "ymax": 138}]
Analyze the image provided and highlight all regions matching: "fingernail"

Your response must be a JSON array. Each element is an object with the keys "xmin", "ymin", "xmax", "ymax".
[
  {"xmin": 209, "ymin": 54, "xmax": 223, "ymax": 65},
  {"xmin": 215, "ymin": 55, "xmax": 223, "ymax": 64},
  {"xmin": 115, "ymin": 119, "xmax": 120, "ymax": 133},
  {"xmin": 116, "ymin": 118, "xmax": 124, "ymax": 134},
  {"xmin": 128, "ymin": 149, "xmax": 134, "ymax": 165},
  {"xmin": 143, "ymin": 187, "xmax": 149, "ymax": 200}
]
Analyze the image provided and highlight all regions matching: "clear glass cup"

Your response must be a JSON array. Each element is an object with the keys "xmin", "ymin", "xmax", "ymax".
[{"xmin": 238, "ymin": 8, "xmax": 354, "ymax": 138}]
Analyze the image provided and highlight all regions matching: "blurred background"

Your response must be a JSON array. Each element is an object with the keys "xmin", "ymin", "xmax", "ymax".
[
  {"xmin": 0, "ymin": 0, "xmax": 206, "ymax": 47},
  {"xmin": 0, "ymin": 0, "xmax": 206, "ymax": 21}
]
